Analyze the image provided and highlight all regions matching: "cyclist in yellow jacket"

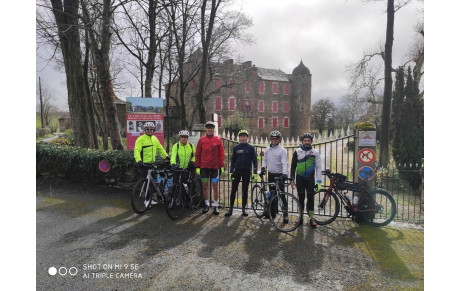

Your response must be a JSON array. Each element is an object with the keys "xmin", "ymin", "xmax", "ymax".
[
  {"xmin": 170, "ymin": 130, "xmax": 196, "ymax": 170},
  {"xmin": 134, "ymin": 122, "xmax": 168, "ymax": 165}
]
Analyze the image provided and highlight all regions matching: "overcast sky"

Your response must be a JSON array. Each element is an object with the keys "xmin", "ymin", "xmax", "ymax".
[{"xmin": 36, "ymin": 0, "xmax": 424, "ymax": 111}]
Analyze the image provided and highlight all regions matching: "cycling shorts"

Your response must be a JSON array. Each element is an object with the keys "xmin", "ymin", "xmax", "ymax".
[{"xmin": 200, "ymin": 168, "xmax": 219, "ymax": 182}]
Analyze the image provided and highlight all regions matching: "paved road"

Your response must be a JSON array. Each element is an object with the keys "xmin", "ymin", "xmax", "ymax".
[{"xmin": 36, "ymin": 177, "xmax": 423, "ymax": 291}]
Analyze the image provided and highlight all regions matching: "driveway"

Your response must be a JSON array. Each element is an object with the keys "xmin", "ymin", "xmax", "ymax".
[{"xmin": 36, "ymin": 177, "xmax": 423, "ymax": 290}]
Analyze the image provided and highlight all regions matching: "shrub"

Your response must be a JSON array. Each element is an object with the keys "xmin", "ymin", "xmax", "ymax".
[
  {"xmin": 36, "ymin": 142, "xmax": 136, "ymax": 183},
  {"xmin": 36, "ymin": 127, "xmax": 51, "ymax": 138}
]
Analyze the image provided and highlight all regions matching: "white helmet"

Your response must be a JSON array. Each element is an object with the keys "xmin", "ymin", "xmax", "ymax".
[
  {"xmin": 270, "ymin": 130, "xmax": 281, "ymax": 138},
  {"xmin": 179, "ymin": 130, "xmax": 189, "ymax": 137},
  {"xmin": 144, "ymin": 122, "xmax": 155, "ymax": 129}
]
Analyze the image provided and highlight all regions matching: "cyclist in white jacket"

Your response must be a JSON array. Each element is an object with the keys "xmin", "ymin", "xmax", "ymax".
[{"xmin": 261, "ymin": 130, "xmax": 289, "ymax": 223}]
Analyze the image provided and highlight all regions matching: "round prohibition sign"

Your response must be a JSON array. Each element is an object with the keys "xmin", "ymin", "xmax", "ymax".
[
  {"xmin": 99, "ymin": 160, "xmax": 111, "ymax": 172},
  {"xmin": 358, "ymin": 148, "xmax": 376, "ymax": 164},
  {"xmin": 358, "ymin": 166, "xmax": 376, "ymax": 181}
]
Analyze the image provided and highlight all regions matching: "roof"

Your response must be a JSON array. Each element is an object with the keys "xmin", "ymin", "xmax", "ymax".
[
  {"xmin": 256, "ymin": 67, "xmax": 289, "ymax": 82},
  {"xmin": 292, "ymin": 60, "xmax": 311, "ymax": 75}
]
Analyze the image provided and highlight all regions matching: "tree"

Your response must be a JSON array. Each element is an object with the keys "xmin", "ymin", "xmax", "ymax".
[
  {"xmin": 49, "ymin": 0, "xmax": 97, "ymax": 148},
  {"xmin": 81, "ymin": 0, "xmax": 124, "ymax": 150},
  {"xmin": 222, "ymin": 112, "xmax": 247, "ymax": 137},
  {"xmin": 391, "ymin": 66, "xmax": 423, "ymax": 189},
  {"xmin": 311, "ymin": 99, "xmax": 335, "ymax": 135},
  {"xmin": 347, "ymin": 0, "xmax": 413, "ymax": 167},
  {"xmin": 37, "ymin": 79, "xmax": 58, "ymax": 128}
]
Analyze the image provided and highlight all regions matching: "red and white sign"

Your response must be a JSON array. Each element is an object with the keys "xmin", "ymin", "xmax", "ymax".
[
  {"xmin": 126, "ymin": 113, "xmax": 164, "ymax": 150},
  {"xmin": 358, "ymin": 148, "xmax": 376, "ymax": 164}
]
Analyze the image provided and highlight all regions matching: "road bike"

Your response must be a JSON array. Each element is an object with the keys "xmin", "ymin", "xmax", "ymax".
[
  {"xmin": 165, "ymin": 167, "xmax": 203, "ymax": 220},
  {"xmin": 131, "ymin": 162, "xmax": 171, "ymax": 215},
  {"xmin": 251, "ymin": 172, "xmax": 302, "ymax": 232},
  {"xmin": 314, "ymin": 169, "xmax": 396, "ymax": 227}
]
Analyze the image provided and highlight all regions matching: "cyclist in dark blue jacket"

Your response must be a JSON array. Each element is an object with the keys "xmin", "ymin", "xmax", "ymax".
[{"xmin": 225, "ymin": 130, "xmax": 258, "ymax": 216}]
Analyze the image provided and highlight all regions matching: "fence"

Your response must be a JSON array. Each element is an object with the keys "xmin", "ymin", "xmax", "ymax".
[{"xmin": 214, "ymin": 128, "xmax": 424, "ymax": 224}]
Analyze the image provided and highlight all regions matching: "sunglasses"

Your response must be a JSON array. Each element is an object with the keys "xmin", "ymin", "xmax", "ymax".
[
  {"xmin": 271, "ymin": 137, "xmax": 279, "ymax": 140},
  {"xmin": 180, "ymin": 136, "xmax": 188, "ymax": 138},
  {"xmin": 145, "ymin": 128, "xmax": 154, "ymax": 131}
]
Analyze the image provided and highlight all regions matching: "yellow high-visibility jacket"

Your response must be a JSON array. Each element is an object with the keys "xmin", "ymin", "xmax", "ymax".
[
  {"xmin": 134, "ymin": 134, "xmax": 168, "ymax": 163},
  {"xmin": 170, "ymin": 142, "xmax": 195, "ymax": 169}
]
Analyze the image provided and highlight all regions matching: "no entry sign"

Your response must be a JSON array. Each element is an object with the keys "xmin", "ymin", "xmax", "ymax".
[{"xmin": 358, "ymin": 148, "xmax": 376, "ymax": 164}]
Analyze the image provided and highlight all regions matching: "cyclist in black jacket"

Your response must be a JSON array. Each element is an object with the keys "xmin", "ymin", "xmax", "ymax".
[{"xmin": 225, "ymin": 130, "xmax": 258, "ymax": 216}]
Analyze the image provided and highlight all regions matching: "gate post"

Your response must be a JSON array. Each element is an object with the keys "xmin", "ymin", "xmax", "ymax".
[{"xmin": 354, "ymin": 122, "xmax": 377, "ymax": 191}]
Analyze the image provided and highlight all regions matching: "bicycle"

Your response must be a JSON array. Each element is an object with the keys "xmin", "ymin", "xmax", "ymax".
[
  {"xmin": 251, "ymin": 172, "xmax": 302, "ymax": 232},
  {"xmin": 314, "ymin": 169, "xmax": 397, "ymax": 227},
  {"xmin": 165, "ymin": 167, "xmax": 203, "ymax": 220},
  {"xmin": 131, "ymin": 162, "xmax": 172, "ymax": 215}
]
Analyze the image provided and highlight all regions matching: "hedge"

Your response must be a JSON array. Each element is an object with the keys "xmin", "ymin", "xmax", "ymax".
[{"xmin": 36, "ymin": 142, "xmax": 137, "ymax": 184}]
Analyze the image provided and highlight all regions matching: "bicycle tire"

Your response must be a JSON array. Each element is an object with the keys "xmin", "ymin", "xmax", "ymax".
[
  {"xmin": 131, "ymin": 179, "xmax": 152, "ymax": 214},
  {"xmin": 269, "ymin": 192, "xmax": 302, "ymax": 233},
  {"xmin": 361, "ymin": 188, "xmax": 396, "ymax": 227},
  {"xmin": 189, "ymin": 179, "xmax": 203, "ymax": 209},
  {"xmin": 165, "ymin": 183, "xmax": 185, "ymax": 220},
  {"xmin": 251, "ymin": 184, "xmax": 266, "ymax": 218},
  {"xmin": 313, "ymin": 189, "xmax": 340, "ymax": 225}
]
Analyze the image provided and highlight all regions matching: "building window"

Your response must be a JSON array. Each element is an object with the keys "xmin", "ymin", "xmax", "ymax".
[
  {"xmin": 272, "ymin": 101, "xmax": 278, "ymax": 113},
  {"xmin": 272, "ymin": 117, "xmax": 278, "ymax": 128},
  {"xmin": 245, "ymin": 81, "xmax": 251, "ymax": 93},
  {"xmin": 229, "ymin": 97, "xmax": 235, "ymax": 111},
  {"xmin": 258, "ymin": 117, "xmax": 264, "ymax": 129},
  {"xmin": 272, "ymin": 82, "xmax": 278, "ymax": 94},
  {"xmin": 243, "ymin": 99, "xmax": 252, "ymax": 112},
  {"xmin": 229, "ymin": 79, "xmax": 235, "ymax": 92},
  {"xmin": 283, "ymin": 101, "xmax": 289, "ymax": 113},
  {"xmin": 284, "ymin": 83, "xmax": 290, "ymax": 95},
  {"xmin": 283, "ymin": 117, "xmax": 289, "ymax": 128},
  {"xmin": 215, "ymin": 97, "xmax": 222, "ymax": 111},
  {"xmin": 218, "ymin": 116, "xmax": 222, "ymax": 128},
  {"xmin": 258, "ymin": 100, "xmax": 264, "ymax": 112},
  {"xmin": 215, "ymin": 79, "xmax": 222, "ymax": 89},
  {"xmin": 259, "ymin": 82, "xmax": 264, "ymax": 94}
]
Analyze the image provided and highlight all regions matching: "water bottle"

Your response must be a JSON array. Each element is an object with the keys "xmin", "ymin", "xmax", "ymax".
[
  {"xmin": 265, "ymin": 190, "xmax": 272, "ymax": 202},
  {"xmin": 345, "ymin": 193, "xmax": 352, "ymax": 203},
  {"xmin": 183, "ymin": 183, "xmax": 189, "ymax": 193},
  {"xmin": 352, "ymin": 195, "xmax": 359, "ymax": 206}
]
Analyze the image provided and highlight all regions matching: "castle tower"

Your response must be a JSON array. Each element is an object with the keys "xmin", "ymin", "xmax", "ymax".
[{"xmin": 290, "ymin": 60, "xmax": 312, "ymax": 137}]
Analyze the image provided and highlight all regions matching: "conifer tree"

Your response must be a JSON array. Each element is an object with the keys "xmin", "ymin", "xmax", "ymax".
[{"xmin": 391, "ymin": 66, "xmax": 424, "ymax": 189}]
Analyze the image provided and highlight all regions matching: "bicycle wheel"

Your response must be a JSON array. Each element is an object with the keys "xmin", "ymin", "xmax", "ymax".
[
  {"xmin": 189, "ymin": 179, "xmax": 203, "ymax": 209},
  {"xmin": 361, "ymin": 188, "xmax": 396, "ymax": 227},
  {"xmin": 269, "ymin": 192, "xmax": 302, "ymax": 233},
  {"xmin": 165, "ymin": 183, "xmax": 185, "ymax": 220},
  {"xmin": 251, "ymin": 184, "xmax": 266, "ymax": 218},
  {"xmin": 131, "ymin": 179, "xmax": 152, "ymax": 214},
  {"xmin": 313, "ymin": 189, "xmax": 340, "ymax": 225}
]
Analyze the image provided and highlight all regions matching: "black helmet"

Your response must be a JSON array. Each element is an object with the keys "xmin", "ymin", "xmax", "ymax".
[
  {"xmin": 300, "ymin": 133, "xmax": 314, "ymax": 141},
  {"xmin": 205, "ymin": 121, "xmax": 215, "ymax": 128}
]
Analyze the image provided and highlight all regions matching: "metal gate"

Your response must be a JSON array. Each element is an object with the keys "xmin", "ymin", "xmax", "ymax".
[{"xmin": 217, "ymin": 129, "xmax": 355, "ymax": 219}]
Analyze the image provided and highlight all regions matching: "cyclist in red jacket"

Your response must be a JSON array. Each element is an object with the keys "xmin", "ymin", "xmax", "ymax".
[{"xmin": 195, "ymin": 121, "xmax": 225, "ymax": 214}]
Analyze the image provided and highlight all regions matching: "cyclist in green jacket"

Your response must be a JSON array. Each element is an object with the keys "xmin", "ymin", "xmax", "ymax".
[
  {"xmin": 134, "ymin": 122, "xmax": 168, "ymax": 165},
  {"xmin": 170, "ymin": 130, "xmax": 196, "ymax": 170}
]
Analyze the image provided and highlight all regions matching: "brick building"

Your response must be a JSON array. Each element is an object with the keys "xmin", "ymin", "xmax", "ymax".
[{"xmin": 167, "ymin": 53, "xmax": 312, "ymax": 138}]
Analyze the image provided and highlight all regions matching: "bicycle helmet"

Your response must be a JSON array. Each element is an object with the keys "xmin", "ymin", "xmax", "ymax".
[
  {"xmin": 144, "ymin": 122, "xmax": 155, "ymax": 129},
  {"xmin": 300, "ymin": 133, "xmax": 314, "ymax": 141},
  {"xmin": 238, "ymin": 129, "xmax": 249, "ymax": 137},
  {"xmin": 205, "ymin": 121, "xmax": 215, "ymax": 128},
  {"xmin": 178, "ymin": 130, "xmax": 190, "ymax": 137},
  {"xmin": 270, "ymin": 130, "xmax": 281, "ymax": 138}
]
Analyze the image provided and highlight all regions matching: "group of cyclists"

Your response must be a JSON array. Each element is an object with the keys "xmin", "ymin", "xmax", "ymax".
[{"xmin": 134, "ymin": 121, "xmax": 322, "ymax": 228}]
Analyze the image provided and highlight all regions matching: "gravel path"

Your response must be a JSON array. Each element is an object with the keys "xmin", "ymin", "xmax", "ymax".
[{"xmin": 36, "ymin": 178, "xmax": 423, "ymax": 290}]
